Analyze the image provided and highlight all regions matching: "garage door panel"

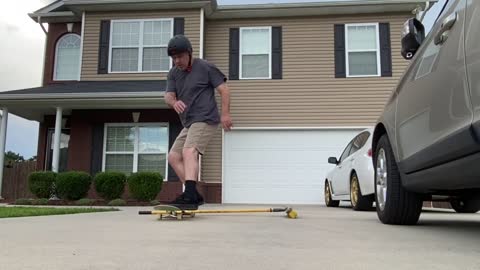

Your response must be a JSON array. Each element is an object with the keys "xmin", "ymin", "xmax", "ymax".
[{"xmin": 224, "ymin": 129, "xmax": 362, "ymax": 204}]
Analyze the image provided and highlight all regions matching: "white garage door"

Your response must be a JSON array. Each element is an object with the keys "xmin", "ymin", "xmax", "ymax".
[{"xmin": 223, "ymin": 129, "xmax": 363, "ymax": 204}]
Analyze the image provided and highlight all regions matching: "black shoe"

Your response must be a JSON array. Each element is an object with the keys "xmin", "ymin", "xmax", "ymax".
[
  {"xmin": 169, "ymin": 193, "xmax": 199, "ymax": 210},
  {"xmin": 197, "ymin": 191, "xmax": 205, "ymax": 206}
]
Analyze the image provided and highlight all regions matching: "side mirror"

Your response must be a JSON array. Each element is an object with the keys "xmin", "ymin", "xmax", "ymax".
[
  {"xmin": 328, "ymin": 157, "xmax": 339, "ymax": 165},
  {"xmin": 401, "ymin": 18, "xmax": 425, "ymax": 60}
]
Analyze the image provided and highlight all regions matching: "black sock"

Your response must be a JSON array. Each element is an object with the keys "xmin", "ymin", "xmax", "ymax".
[{"xmin": 185, "ymin": 180, "xmax": 197, "ymax": 197}]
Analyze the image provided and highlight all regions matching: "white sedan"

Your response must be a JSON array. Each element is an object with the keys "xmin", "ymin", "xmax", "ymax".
[{"xmin": 324, "ymin": 128, "xmax": 375, "ymax": 211}]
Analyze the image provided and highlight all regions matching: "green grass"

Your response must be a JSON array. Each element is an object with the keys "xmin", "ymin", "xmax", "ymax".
[{"xmin": 0, "ymin": 206, "xmax": 119, "ymax": 218}]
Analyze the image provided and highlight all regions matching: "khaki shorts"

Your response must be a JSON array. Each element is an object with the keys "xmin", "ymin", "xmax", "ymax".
[{"xmin": 171, "ymin": 122, "xmax": 219, "ymax": 155}]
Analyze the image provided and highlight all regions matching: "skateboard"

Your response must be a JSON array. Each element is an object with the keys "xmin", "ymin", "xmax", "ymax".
[
  {"xmin": 150, "ymin": 204, "xmax": 196, "ymax": 220},
  {"xmin": 138, "ymin": 206, "xmax": 298, "ymax": 220}
]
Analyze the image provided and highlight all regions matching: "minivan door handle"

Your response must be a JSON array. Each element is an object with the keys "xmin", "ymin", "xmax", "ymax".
[{"xmin": 434, "ymin": 12, "xmax": 457, "ymax": 45}]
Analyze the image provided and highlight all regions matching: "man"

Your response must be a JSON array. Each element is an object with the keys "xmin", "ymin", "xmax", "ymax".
[{"xmin": 165, "ymin": 34, "xmax": 233, "ymax": 210}]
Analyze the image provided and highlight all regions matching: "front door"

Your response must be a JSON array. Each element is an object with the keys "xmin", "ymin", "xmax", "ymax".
[
  {"xmin": 45, "ymin": 128, "xmax": 70, "ymax": 172},
  {"xmin": 465, "ymin": 0, "xmax": 480, "ymax": 136},
  {"xmin": 395, "ymin": 0, "xmax": 473, "ymax": 172}
]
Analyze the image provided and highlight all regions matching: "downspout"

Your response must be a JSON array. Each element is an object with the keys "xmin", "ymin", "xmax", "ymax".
[
  {"xmin": 419, "ymin": 1, "xmax": 432, "ymax": 22},
  {"xmin": 37, "ymin": 16, "xmax": 48, "ymax": 35}
]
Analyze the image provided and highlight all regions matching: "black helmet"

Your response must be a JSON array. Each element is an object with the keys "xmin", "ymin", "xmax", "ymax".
[{"xmin": 167, "ymin": 35, "xmax": 193, "ymax": 56}]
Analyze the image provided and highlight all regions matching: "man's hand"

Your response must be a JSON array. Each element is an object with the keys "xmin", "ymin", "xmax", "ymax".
[
  {"xmin": 221, "ymin": 113, "xmax": 233, "ymax": 131},
  {"xmin": 173, "ymin": 100, "xmax": 187, "ymax": 114}
]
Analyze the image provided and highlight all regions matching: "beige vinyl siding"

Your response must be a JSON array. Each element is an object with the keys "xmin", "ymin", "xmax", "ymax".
[
  {"xmin": 201, "ymin": 13, "xmax": 410, "ymax": 183},
  {"xmin": 81, "ymin": 10, "xmax": 201, "ymax": 81}
]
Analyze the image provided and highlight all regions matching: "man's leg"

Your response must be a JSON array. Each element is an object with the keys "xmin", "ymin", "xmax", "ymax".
[{"xmin": 168, "ymin": 151, "xmax": 185, "ymax": 183}]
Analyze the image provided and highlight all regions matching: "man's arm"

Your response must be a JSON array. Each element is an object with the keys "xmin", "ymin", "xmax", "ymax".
[
  {"xmin": 165, "ymin": 92, "xmax": 177, "ymax": 108},
  {"xmin": 216, "ymin": 83, "xmax": 233, "ymax": 131},
  {"xmin": 165, "ymin": 92, "xmax": 186, "ymax": 114}
]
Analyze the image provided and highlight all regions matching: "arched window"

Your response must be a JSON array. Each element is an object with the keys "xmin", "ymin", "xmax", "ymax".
[{"xmin": 54, "ymin": 34, "xmax": 81, "ymax": 80}]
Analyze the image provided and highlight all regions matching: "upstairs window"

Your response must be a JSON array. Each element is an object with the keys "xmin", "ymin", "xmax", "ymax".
[
  {"xmin": 109, "ymin": 19, "xmax": 173, "ymax": 73},
  {"xmin": 54, "ymin": 34, "xmax": 81, "ymax": 81},
  {"xmin": 345, "ymin": 23, "xmax": 380, "ymax": 77},
  {"xmin": 240, "ymin": 27, "xmax": 272, "ymax": 79}
]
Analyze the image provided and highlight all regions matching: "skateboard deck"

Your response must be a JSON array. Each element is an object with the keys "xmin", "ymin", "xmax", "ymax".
[{"xmin": 152, "ymin": 204, "xmax": 196, "ymax": 220}]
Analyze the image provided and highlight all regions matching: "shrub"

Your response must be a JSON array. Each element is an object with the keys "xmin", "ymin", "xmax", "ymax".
[
  {"xmin": 94, "ymin": 172, "xmax": 126, "ymax": 201},
  {"xmin": 127, "ymin": 172, "xmax": 163, "ymax": 202},
  {"xmin": 75, "ymin": 198, "xmax": 96, "ymax": 206},
  {"xmin": 28, "ymin": 171, "xmax": 56, "ymax": 198},
  {"xmin": 108, "ymin": 199, "xmax": 126, "ymax": 206},
  {"xmin": 56, "ymin": 171, "xmax": 92, "ymax": 201},
  {"xmin": 15, "ymin": 198, "xmax": 32, "ymax": 205},
  {"xmin": 31, "ymin": 198, "xmax": 50, "ymax": 205}
]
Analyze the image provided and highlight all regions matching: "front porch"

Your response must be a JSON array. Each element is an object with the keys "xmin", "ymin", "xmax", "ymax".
[{"xmin": 0, "ymin": 80, "xmax": 222, "ymax": 203}]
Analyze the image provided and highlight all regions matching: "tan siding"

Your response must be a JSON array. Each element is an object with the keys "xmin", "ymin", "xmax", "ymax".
[
  {"xmin": 201, "ymin": 13, "xmax": 411, "ymax": 183},
  {"xmin": 81, "ymin": 10, "xmax": 201, "ymax": 81}
]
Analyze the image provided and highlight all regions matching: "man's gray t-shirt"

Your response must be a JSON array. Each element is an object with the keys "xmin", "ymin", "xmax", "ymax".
[{"xmin": 166, "ymin": 59, "xmax": 226, "ymax": 128}]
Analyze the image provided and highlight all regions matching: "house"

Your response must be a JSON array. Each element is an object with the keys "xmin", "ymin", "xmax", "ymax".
[{"xmin": 0, "ymin": 0, "xmax": 434, "ymax": 204}]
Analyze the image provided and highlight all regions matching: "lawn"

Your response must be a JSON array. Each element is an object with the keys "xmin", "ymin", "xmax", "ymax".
[{"xmin": 0, "ymin": 206, "xmax": 119, "ymax": 218}]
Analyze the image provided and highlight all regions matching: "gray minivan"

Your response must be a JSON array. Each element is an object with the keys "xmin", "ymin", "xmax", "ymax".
[{"xmin": 372, "ymin": 0, "xmax": 480, "ymax": 225}]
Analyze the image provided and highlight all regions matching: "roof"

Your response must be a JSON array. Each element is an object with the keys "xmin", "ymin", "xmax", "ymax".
[
  {"xmin": 0, "ymin": 81, "xmax": 168, "ymax": 121},
  {"xmin": 0, "ymin": 80, "xmax": 166, "ymax": 99},
  {"xmin": 29, "ymin": 0, "xmax": 436, "ymax": 23}
]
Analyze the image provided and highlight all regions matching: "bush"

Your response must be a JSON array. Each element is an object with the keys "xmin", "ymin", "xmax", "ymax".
[
  {"xmin": 31, "ymin": 198, "xmax": 50, "ymax": 205},
  {"xmin": 94, "ymin": 172, "xmax": 126, "ymax": 201},
  {"xmin": 75, "ymin": 198, "xmax": 96, "ymax": 206},
  {"xmin": 108, "ymin": 199, "xmax": 126, "ymax": 206},
  {"xmin": 127, "ymin": 172, "xmax": 163, "ymax": 202},
  {"xmin": 28, "ymin": 171, "xmax": 56, "ymax": 198},
  {"xmin": 15, "ymin": 198, "xmax": 32, "ymax": 205},
  {"xmin": 56, "ymin": 171, "xmax": 92, "ymax": 201}
]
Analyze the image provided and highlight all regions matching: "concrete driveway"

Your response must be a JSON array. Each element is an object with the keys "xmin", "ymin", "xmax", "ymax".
[{"xmin": 0, "ymin": 204, "xmax": 479, "ymax": 270}]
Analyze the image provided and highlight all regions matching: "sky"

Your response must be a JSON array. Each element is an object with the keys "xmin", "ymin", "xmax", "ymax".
[{"xmin": 0, "ymin": 0, "xmax": 445, "ymax": 159}]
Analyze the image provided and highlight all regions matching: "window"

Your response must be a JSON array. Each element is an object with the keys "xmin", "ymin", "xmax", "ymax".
[
  {"xmin": 240, "ymin": 27, "xmax": 272, "ymax": 79},
  {"xmin": 349, "ymin": 131, "xmax": 370, "ymax": 155},
  {"xmin": 54, "ymin": 34, "xmax": 81, "ymax": 80},
  {"xmin": 345, "ymin": 23, "xmax": 380, "ymax": 77},
  {"xmin": 103, "ymin": 123, "xmax": 169, "ymax": 179},
  {"xmin": 109, "ymin": 19, "xmax": 173, "ymax": 73},
  {"xmin": 339, "ymin": 141, "xmax": 354, "ymax": 163}
]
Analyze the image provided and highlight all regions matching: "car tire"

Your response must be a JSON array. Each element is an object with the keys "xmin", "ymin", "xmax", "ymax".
[
  {"xmin": 350, "ymin": 172, "xmax": 373, "ymax": 211},
  {"xmin": 450, "ymin": 199, "xmax": 480, "ymax": 213},
  {"xmin": 374, "ymin": 134, "xmax": 423, "ymax": 225},
  {"xmin": 325, "ymin": 180, "xmax": 340, "ymax": 207}
]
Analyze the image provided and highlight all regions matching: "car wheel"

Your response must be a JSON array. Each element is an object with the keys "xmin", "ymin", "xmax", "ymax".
[
  {"xmin": 450, "ymin": 199, "xmax": 480, "ymax": 213},
  {"xmin": 350, "ymin": 172, "xmax": 373, "ymax": 211},
  {"xmin": 374, "ymin": 134, "xmax": 423, "ymax": 225},
  {"xmin": 325, "ymin": 180, "xmax": 340, "ymax": 207}
]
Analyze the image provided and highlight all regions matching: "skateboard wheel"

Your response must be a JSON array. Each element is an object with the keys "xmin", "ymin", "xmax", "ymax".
[{"xmin": 177, "ymin": 214, "xmax": 183, "ymax": 220}]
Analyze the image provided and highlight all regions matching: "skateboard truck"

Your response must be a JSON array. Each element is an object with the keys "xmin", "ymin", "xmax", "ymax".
[{"xmin": 138, "ymin": 206, "xmax": 298, "ymax": 220}]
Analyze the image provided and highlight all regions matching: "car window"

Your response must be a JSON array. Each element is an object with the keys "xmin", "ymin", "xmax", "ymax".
[
  {"xmin": 339, "ymin": 141, "xmax": 354, "ymax": 163},
  {"xmin": 349, "ymin": 132, "xmax": 370, "ymax": 156}
]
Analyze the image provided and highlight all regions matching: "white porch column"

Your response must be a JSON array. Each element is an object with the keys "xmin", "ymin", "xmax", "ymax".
[
  {"xmin": 52, "ymin": 107, "xmax": 63, "ymax": 173},
  {"xmin": 0, "ymin": 108, "xmax": 8, "ymax": 200}
]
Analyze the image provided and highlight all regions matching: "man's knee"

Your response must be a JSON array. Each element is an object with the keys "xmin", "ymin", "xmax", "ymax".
[
  {"xmin": 182, "ymin": 147, "xmax": 198, "ymax": 160},
  {"xmin": 168, "ymin": 151, "xmax": 182, "ymax": 165}
]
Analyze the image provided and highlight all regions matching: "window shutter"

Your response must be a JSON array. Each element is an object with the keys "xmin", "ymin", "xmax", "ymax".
[
  {"xmin": 229, "ymin": 28, "xmax": 240, "ymax": 80},
  {"xmin": 334, "ymin": 24, "xmax": 346, "ymax": 78},
  {"xmin": 90, "ymin": 124, "xmax": 104, "ymax": 175},
  {"xmin": 174, "ymin": 18, "xmax": 185, "ymax": 35},
  {"xmin": 98, "ymin": 20, "xmax": 110, "ymax": 74},
  {"xmin": 272, "ymin": 26, "xmax": 283, "ymax": 79},
  {"xmin": 379, "ymin": 23, "xmax": 392, "ymax": 77}
]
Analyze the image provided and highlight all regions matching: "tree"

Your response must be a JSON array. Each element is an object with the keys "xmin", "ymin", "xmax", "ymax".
[{"xmin": 4, "ymin": 151, "xmax": 25, "ymax": 167}]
